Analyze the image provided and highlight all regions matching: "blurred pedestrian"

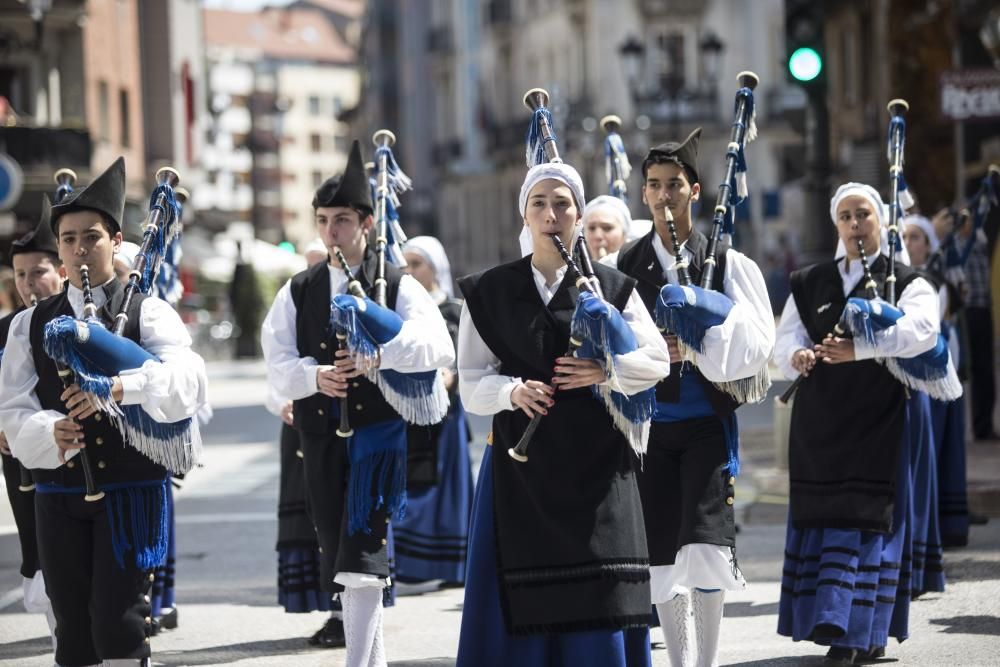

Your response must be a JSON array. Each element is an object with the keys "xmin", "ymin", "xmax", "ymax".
[{"xmin": 957, "ymin": 215, "xmax": 996, "ymax": 440}]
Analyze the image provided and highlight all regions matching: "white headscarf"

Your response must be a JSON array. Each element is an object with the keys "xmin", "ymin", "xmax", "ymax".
[
  {"xmin": 517, "ymin": 162, "xmax": 586, "ymax": 257},
  {"xmin": 115, "ymin": 241, "xmax": 140, "ymax": 269},
  {"xmin": 902, "ymin": 214, "xmax": 940, "ymax": 254},
  {"xmin": 582, "ymin": 195, "xmax": 632, "ymax": 236},
  {"xmin": 830, "ymin": 182, "xmax": 909, "ymax": 264},
  {"xmin": 403, "ymin": 235, "xmax": 453, "ymax": 298}
]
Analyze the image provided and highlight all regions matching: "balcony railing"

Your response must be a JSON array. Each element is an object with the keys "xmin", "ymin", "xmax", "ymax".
[{"xmin": 0, "ymin": 126, "xmax": 91, "ymax": 169}]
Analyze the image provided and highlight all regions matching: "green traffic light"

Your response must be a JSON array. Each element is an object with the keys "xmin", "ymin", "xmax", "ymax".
[
  {"xmin": 789, "ymin": 47, "xmax": 822, "ymax": 82},
  {"xmin": 278, "ymin": 241, "xmax": 296, "ymax": 253}
]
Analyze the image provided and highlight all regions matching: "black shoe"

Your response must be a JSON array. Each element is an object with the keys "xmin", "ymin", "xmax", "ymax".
[
  {"xmin": 159, "ymin": 606, "xmax": 178, "ymax": 630},
  {"xmin": 854, "ymin": 646, "xmax": 886, "ymax": 663},
  {"xmin": 307, "ymin": 617, "xmax": 345, "ymax": 648},
  {"xmin": 943, "ymin": 533, "xmax": 969, "ymax": 548},
  {"xmin": 969, "ymin": 513, "xmax": 989, "ymax": 526},
  {"xmin": 825, "ymin": 647, "xmax": 857, "ymax": 664}
]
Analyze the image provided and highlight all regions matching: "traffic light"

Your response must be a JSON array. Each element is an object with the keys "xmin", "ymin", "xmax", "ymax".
[{"xmin": 785, "ymin": 0, "xmax": 826, "ymax": 89}]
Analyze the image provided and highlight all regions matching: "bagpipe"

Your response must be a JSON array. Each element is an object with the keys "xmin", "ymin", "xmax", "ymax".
[
  {"xmin": 328, "ymin": 131, "xmax": 448, "ymax": 534},
  {"xmin": 510, "ymin": 87, "xmax": 654, "ymax": 462},
  {"xmin": 654, "ymin": 71, "xmax": 771, "ymax": 405},
  {"xmin": 42, "ymin": 167, "xmax": 200, "ymax": 484},
  {"xmin": 601, "ymin": 114, "xmax": 632, "ymax": 205},
  {"xmin": 928, "ymin": 164, "xmax": 999, "ymax": 277}
]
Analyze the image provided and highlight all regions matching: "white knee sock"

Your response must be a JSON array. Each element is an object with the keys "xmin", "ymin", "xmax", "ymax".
[
  {"xmin": 691, "ymin": 589, "xmax": 725, "ymax": 667},
  {"xmin": 657, "ymin": 594, "xmax": 694, "ymax": 667},
  {"xmin": 341, "ymin": 586, "xmax": 386, "ymax": 667}
]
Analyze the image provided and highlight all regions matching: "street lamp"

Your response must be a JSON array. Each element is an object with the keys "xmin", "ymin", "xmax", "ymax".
[
  {"xmin": 699, "ymin": 31, "xmax": 725, "ymax": 88},
  {"xmin": 618, "ymin": 36, "xmax": 646, "ymax": 105}
]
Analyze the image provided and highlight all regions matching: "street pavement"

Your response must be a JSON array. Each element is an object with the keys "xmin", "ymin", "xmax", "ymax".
[{"xmin": 2, "ymin": 360, "xmax": 1000, "ymax": 666}]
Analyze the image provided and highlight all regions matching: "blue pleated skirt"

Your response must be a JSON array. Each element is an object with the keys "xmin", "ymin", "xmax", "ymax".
[
  {"xmin": 778, "ymin": 394, "xmax": 914, "ymax": 651},
  {"xmin": 906, "ymin": 392, "xmax": 945, "ymax": 595},
  {"xmin": 930, "ymin": 394, "xmax": 969, "ymax": 544},
  {"xmin": 150, "ymin": 483, "xmax": 176, "ymax": 617},
  {"xmin": 277, "ymin": 546, "xmax": 333, "ymax": 613},
  {"xmin": 456, "ymin": 445, "xmax": 652, "ymax": 667},
  {"xmin": 394, "ymin": 402, "xmax": 474, "ymax": 584}
]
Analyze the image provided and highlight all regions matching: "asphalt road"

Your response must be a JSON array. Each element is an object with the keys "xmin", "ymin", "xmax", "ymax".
[{"xmin": 2, "ymin": 362, "xmax": 999, "ymax": 666}]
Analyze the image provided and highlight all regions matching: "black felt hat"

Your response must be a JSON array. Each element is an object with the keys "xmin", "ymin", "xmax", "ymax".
[
  {"xmin": 10, "ymin": 195, "xmax": 60, "ymax": 260},
  {"xmin": 644, "ymin": 127, "xmax": 702, "ymax": 184},
  {"xmin": 312, "ymin": 140, "xmax": 372, "ymax": 213},
  {"xmin": 50, "ymin": 156, "xmax": 126, "ymax": 234}
]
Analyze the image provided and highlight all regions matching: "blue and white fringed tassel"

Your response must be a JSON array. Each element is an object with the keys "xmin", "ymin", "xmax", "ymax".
[
  {"xmin": 841, "ymin": 297, "xmax": 962, "ymax": 401},
  {"xmin": 525, "ymin": 106, "xmax": 556, "ymax": 168},
  {"xmin": 374, "ymin": 145, "xmax": 413, "ymax": 197},
  {"xmin": 139, "ymin": 184, "xmax": 181, "ymax": 294},
  {"xmin": 384, "ymin": 197, "xmax": 409, "ymax": 267},
  {"xmin": 42, "ymin": 316, "xmax": 200, "ymax": 475},
  {"xmin": 570, "ymin": 292, "xmax": 655, "ymax": 455},
  {"xmin": 655, "ymin": 284, "xmax": 771, "ymax": 404},
  {"xmin": 330, "ymin": 296, "xmax": 450, "ymax": 427},
  {"xmin": 107, "ymin": 478, "xmax": 170, "ymax": 569},
  {"xmin": 346, "ymin": 420, "xmax": 408, "ymax": 535},
  {"xmin": 605, "ymin": 131, "xmax": 632, "ymax": 199}
]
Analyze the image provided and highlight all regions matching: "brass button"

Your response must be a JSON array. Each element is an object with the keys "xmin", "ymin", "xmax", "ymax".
[
  {"xmin": 320, "ymin": 342, "xmax": 328, "ymax": 350},
  {"xmin": 317, "ymin": 408, "xmax": 324, "ymax": 415},
  {"xmin": 66, "ymin": 460, "xmax": 76, "ymax": 469},
  {"xmin": 296, "ymin": 449, "xmax": 304, "ymax": 459},
  {"xmin": 352, "ymin": 382, "xmax": 360, "ymax": 388},
  {"xmin": 95, "ymin": 437, "xmax": 104, "ymax": 445},
  {"xmin": 726, "ymin": 497, "xmax": 734, "ymax": 506},
  {"xmin": 729, "ymin": 476, "xmax": 736, "ymax": 486},
  {"xmin": 143, "ymin": 595, "xmax": 151, "ymax": 604},
  {"xmin": 94, "ymin": 414, "xmax": 103, "ymax": 422},
  {"xmin": 148, "ymin": 573, "xmax": 155, "ymax": 582},
  {"xmin": 318, "ymin": 546, "xmax": 323, "ymax": 553},
  {"xmin": 144, "ymin": 637, "xmax": 150, "ymax": 645},
  {"xmin": 355, "ymin": 404, "xmax": 363, "ymax": 411},
  {"xmin": 380, "ymin": 538, "xmax": 387, "ymax": 546},
  {"xmin": 97, "ymin": 461, "xmax": 106, "ymax": 469},
  {"xmin": 144, "ymin": 616, "xmax": 152, "ymax": 625},
  {"xmin": 385, "ymin": 517, "xmax": 390, "ymax": 524}
]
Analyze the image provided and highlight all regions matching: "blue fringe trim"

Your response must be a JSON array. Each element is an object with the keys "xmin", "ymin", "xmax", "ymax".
[
  {"xmin": 655, "ymin": 306, "xmax": 709, "ymax": 353},
  {"xmin": 525, "ymin": 106, "xmax": 556, "ymax": 168},
  {"xmin": 43, "ymin": 315, "xmax": 114, "ymax": 400},
  {"xmin": 330, "ymin": 306, "xmax": 381, "ymax": 362},
  {"xmin": 107, "ymin": 478, "xmax": 169, "ymax": 570},
  {"xmin": 347, "ymin": 422, "xmax": 408, "ymax": 535},
  {"xmin": 721, "ymin": 412, "xmax": 740, "ymax": 476}
]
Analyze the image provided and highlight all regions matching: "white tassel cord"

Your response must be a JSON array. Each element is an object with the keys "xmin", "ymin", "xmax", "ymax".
[{"xmin": 93, "ymin": 398, "xmax": 201, "ymax": 475}]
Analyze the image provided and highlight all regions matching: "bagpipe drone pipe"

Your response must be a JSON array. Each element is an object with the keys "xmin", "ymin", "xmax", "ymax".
[
  {"xmin": 601, "ymin": 114, "xmax": 632, "ymax": 206},
  {"xmin": 653, "ymin": 71, "xmax": 771, "ymax": 406},
  {"xmin": 42, "ymin": 167, "xmax": 200, "ymax": 478},
  {"xmin": 509, "ymin": 87, "xmax": 655, "ymax": 463},
  {"xmin": 927, "ymin": 164, "xmax": 999, "ymax": 278}
]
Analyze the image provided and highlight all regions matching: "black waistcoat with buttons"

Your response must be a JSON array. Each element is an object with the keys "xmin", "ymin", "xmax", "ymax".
[
  {"xmin": 787, "ymin": 256, "xmax": 920, "ymax": 532},
  {"xmin": 289, "ymin": 247, "xmax": 402, "ymax": 436},
  {"xmin": 616, "ymin": 227, "xmax": 739, "ymax": 417},
  {"xmin": 28, "ymin": 279, "xmax": 167, "ymax": 486}
]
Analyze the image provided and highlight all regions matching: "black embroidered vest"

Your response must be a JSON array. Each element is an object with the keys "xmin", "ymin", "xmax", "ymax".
[{"xmin": 28, "ymin": 280, "xmax": 166, "ymax": 486}]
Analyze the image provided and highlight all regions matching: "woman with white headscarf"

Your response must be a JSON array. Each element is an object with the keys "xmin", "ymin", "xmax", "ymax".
[
  {"xmin": 390, "ymin": 236, "xmax": 473, "ymax": 588},
  {"xmin": 774, "ymin": 183, "xmax": 943, "ymax": 663},
  {"xmin": 455, "ymin": 161, "xmax": 669, "ymax": 666},
  {"xmin": 583, "ymin": 195, "xmax": 632, "ymax": 259}
]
